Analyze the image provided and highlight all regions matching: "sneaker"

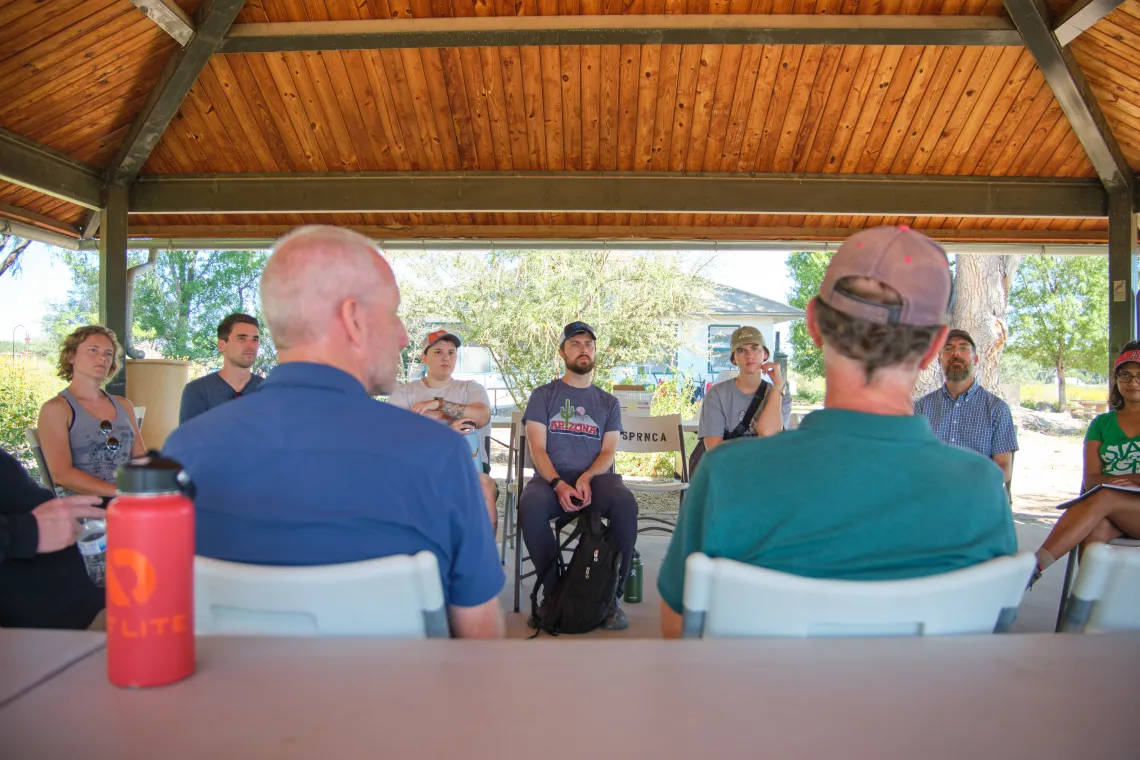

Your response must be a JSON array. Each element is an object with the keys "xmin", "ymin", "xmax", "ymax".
[{"xmin": 601, "ymin": 600, "xmax": 628, "ymax": 631}]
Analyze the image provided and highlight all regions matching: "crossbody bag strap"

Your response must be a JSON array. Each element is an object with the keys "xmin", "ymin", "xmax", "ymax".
[{"xmin": 724, "ymin": 382, "xmax": 770, "ymax": 440}]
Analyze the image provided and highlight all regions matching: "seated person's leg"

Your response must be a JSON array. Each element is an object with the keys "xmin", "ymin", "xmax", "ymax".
[
  {"xmin": 519, "ymin": 478, "xmax": 564, "ymax": 596},
  {"xmin": 1080, "ymin": 517, "xmax": 1123, "ymax": 555},
  {"xmin": 478, "ymin": 473, "xmax": 499, "ymax": 534},
  {"xmin": 583, "ymin": 472, "xmax": 638, "ymax": 593}
]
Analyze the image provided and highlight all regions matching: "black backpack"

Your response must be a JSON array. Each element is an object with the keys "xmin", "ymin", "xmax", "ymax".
[{"xmin": 529, "ymin": 512, "xmax": 623, "ymax": 636}]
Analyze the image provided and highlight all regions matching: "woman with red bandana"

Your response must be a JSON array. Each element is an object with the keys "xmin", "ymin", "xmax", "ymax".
[{"xmin": 1029, "ymin": 342, "xmax": 1140, "ymax": 586}]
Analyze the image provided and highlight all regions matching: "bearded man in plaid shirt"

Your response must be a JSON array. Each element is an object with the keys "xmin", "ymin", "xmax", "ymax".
[{"xmin": 915, "ymin": 329, "xmax": 1019, "ymax": 487}]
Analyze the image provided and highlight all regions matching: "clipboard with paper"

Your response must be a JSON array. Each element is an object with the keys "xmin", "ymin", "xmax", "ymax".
[{"xmin": 1057, "ymin": 482, "xmax": 1140, "ymax": 510}]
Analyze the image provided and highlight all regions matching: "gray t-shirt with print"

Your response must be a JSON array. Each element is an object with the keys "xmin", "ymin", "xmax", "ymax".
[
  {"xmin": 698, "ymin": 378, "xmax": 785, "ymax": 439},
  {"xmin": 523, "ymin": 379, "xmax": 623, "ymax": 474}
]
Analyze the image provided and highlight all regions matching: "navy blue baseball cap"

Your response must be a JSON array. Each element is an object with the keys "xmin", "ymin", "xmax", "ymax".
[{"xmin": 561, "ymin": 321, "xmax": 596, "ymax": 346}]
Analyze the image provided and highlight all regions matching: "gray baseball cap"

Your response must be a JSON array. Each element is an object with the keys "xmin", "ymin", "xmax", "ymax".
[{"xmin": 818, "ymin": 225, "xmax": 953, "ymax": 326}]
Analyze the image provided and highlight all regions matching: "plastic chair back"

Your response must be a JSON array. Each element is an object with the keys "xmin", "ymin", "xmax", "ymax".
[
  {"xmin": 24, "ymin": 428, "xmax": 56, "ymax": 491},
  {"xmin": 194, "ymin": 551, "xmax": 449, "ymax": 638},
  {"xmin": 681, "ymin": 552, "xmax": 1035, "ymax": 638}
]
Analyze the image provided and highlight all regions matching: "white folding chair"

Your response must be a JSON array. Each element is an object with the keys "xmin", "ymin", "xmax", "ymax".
[
  {"xmin": 1059, "ymin": 542, "xmax": 1140, "ymax": 632},
  {"xmin": 24, "ymin": 427, "xmax": 56, "ymax": 491},
  {"xmin": 1055, "ymin": 537, "xmax": 1140, "ymax": 631},
  {"xmin": 616, "ymin": 413, "xmax": 689, "ymax": 535},
  {"xmin": 680, "ymin": 552, "xmax": 1036, "ymax": 639},
  {"xmin": 194, "ymin": 551, "xmax": 449, "ymax": 638}
]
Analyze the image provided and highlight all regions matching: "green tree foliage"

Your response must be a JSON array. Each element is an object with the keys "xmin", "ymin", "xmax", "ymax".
[
  {"xmin": 1007, "ymin": 255, "xmax": 1108, "ymax": 411},
  {"xmin": 0, "ymin": 356, "xmax": 62, "ymax": 472},
  {"xmin": 399, "ymin": 250, "xmax": 706, "ymax": 405},
  {"xmin": 785, "ymin": 251, "xmax": 833, "ymax": 379},
  {"xmin": 43, "ymin": 250, "xmax": 275, "ymax": 371}
]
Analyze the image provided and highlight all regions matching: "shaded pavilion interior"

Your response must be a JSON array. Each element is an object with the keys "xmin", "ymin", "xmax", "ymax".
[{"xmin": 2, "ymin": 0, "xmax": 1139, "ymax": 394}]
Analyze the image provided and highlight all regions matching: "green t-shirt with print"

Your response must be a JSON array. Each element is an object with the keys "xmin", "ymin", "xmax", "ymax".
[{"xmin": 1086, "ymin": 411, "xmax": 1140, "ymax": 475}]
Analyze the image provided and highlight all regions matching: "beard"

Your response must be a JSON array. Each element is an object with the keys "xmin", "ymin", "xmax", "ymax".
[
  {"xmin": 565, "ymin": 355, "xmax": 595, "ymax": 375},
  {"xmin": 944, "ymin": 361, "xmax": 971, "ymax": 382}
]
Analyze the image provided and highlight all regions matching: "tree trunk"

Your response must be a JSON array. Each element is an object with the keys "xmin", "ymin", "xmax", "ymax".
[
  {"xmin": 914, "ymin": 254, "xmax": 1022, "ymax": 397},
  {"xmin": 0, "ymin": 237, "xmax": 31, "ymax": 279},
  {"xmin": 1057, "ymin": 361, "xmax": 1067, "ymax": 412}
]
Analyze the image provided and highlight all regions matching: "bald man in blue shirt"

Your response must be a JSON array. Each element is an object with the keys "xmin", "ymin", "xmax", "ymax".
[{"xmin": 165, "ymin": 226, "xmax": 505, "ymax": 638}]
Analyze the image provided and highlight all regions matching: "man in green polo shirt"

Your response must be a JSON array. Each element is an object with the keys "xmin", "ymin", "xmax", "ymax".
[{"xmin": 658, "ymin": 226, "xmax": 1017, "ymax": 637}]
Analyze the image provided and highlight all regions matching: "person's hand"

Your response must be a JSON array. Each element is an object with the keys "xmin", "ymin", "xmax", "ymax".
[
  {"xmin": 411, "ymin": 399, "xmax": 442, "ymax": 416},
  {"xmin": 574, "ymin": 474, "xmax": 594, "ymax": 508},
  {"xmin": 1106, "ymin": 477, "xmax": 1135, "ymax": 488},
  {"xmin": 760, "ymin": 361, "xmax": 784, "ymax": 390},
  {"xmin": 450, "ymin": 417, "xmax": 478, "ymax": 434},
  {"xmin": 32, "ymin": 496, "xmax": 105, "ymax": 554},
  {"xmin": 553, "ymin": 480, "xmax": 582, "ymax": 512}
]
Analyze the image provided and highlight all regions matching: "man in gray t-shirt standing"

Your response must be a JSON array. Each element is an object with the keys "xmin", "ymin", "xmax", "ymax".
[{"xmin": 521, "ymin": 321, "xmax": 638, "ymax": 630}]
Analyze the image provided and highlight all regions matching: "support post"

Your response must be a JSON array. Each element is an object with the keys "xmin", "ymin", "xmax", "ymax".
[
  {"xmin": 100, "ymin": 185, "xmax": 130, "ymax": 397},
  {"xmin": 1108, "ymin": 189, "xmax": 1138, "ymax": 364}
]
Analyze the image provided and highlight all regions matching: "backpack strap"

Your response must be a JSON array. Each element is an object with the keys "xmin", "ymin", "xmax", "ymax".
[{"xmin": 725, "ymin": 382, "xmax": 770, "ymax": 440}]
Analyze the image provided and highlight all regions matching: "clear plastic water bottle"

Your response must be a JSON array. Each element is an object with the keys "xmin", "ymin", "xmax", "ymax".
[{"xmin": 77, "ymin": 518, "xmax": 107, "ymax": 587}]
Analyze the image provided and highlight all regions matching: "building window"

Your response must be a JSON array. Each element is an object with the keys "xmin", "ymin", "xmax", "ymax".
[{"xmin": 708, "ymin": 325, "xmax": 739, "ymax": 374}]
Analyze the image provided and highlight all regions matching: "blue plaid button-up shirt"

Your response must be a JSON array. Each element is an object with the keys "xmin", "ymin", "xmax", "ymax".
[{"xmin": 914, "ymin": 382, "xmax": 1019, "ymax": 458}]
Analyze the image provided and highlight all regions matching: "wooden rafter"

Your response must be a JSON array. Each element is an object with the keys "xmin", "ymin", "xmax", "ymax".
[
  {"xmin": 218, "ymin": 16, "xmax": 1024, "ymax": 54},
  {"xmin": 107, "ymin": 0, "xmax": 247, "ymax": 186},
  {"xmin": 127, "ymin": 0, "xmax": 196, "ymax": 47},
  {"xmin": 128, "ymin": 172, "xmax": 1107, "ymax": 218},
  {"xmin": 1005, "ymin": 0, "xmax": 1133, "ymax": 194}
]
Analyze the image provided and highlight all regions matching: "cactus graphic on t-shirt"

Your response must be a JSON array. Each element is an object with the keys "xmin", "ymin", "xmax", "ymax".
[{"xmin": 549, "ymin": 398, "xmax": 600, "ymax": 438}]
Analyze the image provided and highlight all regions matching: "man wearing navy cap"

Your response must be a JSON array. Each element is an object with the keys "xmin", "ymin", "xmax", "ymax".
[{"xmin": 520, "ymin": 321, "xmax": 638, "ymax": 630}]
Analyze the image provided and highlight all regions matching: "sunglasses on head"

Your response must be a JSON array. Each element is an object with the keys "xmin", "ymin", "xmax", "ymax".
[{"xmin": 98, "ymin": 420, "xmax": 120, "ymax": 453}]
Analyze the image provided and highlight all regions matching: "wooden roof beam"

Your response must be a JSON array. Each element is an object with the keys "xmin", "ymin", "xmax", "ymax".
[
  {"xmin": 218, "ymin": 15, "xmax": 1023, "ymax": 53},
  {"xmin": 0, "ymin": 203, "xmax": 81, "ymax": 236},
  {"xmin": 1052, "ymin": 0, "xmax": 1127, "ymax": 47},
  {"xmin": 0, "ymin": 127, "xmax": 103, "ymax": 210},
  {"xmin": 107, "ymin": 0, "xmax": 246, "ymax": 187},
  {"xmin": 129, "ymin": 172, "xmax": 1107, "ymax": 218},
  {"xmin": 1004, "ymin": 0, "xmax": 1133, "ymax": 195},
  {"xmin": 127, "ymin": 0, "xmax": 196, "ymax": 47}
]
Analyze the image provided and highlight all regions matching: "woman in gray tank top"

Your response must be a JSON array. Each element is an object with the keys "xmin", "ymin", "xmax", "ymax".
[{"xmin": 37, "ymin": 326, "xmax": 145, "ymax": 497}]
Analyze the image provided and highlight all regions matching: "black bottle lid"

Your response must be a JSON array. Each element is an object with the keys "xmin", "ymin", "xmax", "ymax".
[{"xmin": 116, "ymin": 451, "xmax": 191, "ymax": 495}]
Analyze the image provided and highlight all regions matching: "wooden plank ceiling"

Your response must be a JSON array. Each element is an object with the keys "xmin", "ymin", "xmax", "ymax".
[{"xmin": 0, "ymin": 0, "xmax": 1136, "ymax": 243}]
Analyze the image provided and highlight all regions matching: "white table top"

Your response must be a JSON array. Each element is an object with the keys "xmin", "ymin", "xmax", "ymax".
[
  {"xmin": 3, "ymin": 634, "xmax": 1138, "ymax": 759},
  {"xmin": 0, "ymin": 628, "xmax": 105, "ymax": 708}
]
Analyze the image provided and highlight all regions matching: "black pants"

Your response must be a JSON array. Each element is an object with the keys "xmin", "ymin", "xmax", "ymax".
[{"xmin": 520, "ymin": 470, "xmax": 638, "ymax": 598}]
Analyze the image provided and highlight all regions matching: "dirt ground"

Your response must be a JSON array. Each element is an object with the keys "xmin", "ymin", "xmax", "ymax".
[
  {"xmin": 1010, "ymin": 429, "xmax": 1083, "ymax": 513},
  {"xmin": 491, "ymin": 424, "xmax": 1084, "ymax": 520}
]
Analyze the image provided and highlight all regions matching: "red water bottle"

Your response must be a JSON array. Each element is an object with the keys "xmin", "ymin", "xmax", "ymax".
[{"xmin": 105, "ymin": 452, "xmax": 195, "ymax": 688}]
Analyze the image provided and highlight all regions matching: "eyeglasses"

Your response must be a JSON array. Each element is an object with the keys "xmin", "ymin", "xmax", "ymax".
[
  {"xmin": 1117, "ymin": 372, "xmax": 1140, "ymax": 385},
  {"xmin": 940, "ymin": 345, "xmax": 972, "ymax": 356},
  {"xmin": 98, "ymin": 420, "xmax": 120, "ymax": 452}
]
